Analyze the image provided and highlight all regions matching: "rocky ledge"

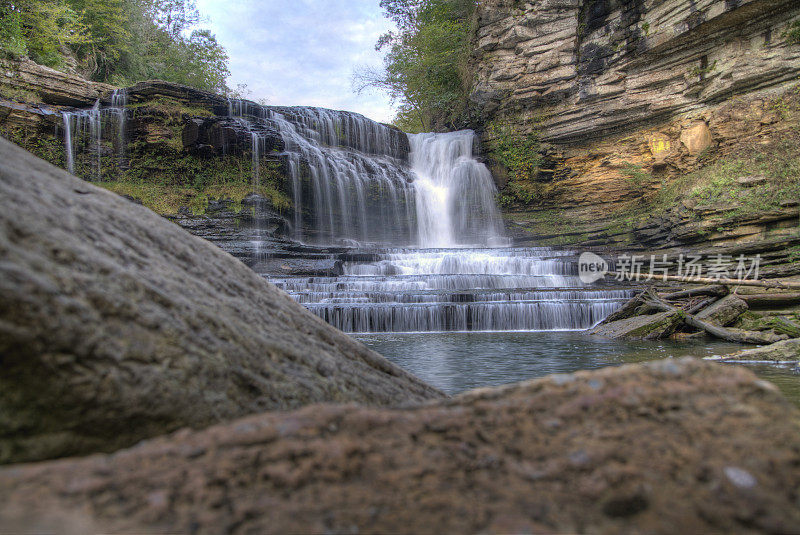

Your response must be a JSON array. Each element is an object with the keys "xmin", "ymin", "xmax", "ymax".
[
  {"xmin": 1, "ymin": 358, "xmax": 798, "ymax": 534},
  {"xmin": 0, "ymin": 138, "xmax": 441, "ymax": 465}
]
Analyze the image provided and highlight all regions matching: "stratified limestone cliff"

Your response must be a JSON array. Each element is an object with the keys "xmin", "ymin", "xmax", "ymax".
[
  {"xmin": 469, "ymin": 0, "xmax": 800, "ymax": 248},
  {"xmin": 471, "ymin": 0, "xmax": 800, "ymax": 142}
]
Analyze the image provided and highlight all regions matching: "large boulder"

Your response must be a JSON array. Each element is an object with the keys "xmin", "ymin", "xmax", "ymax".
[
  {"xmin": 1, "ymin": 359, "xmax": 799, "ymax": 534},
  {"xmin": 0, "ymin": 138, "xmax": 442, "ymax": 465}
]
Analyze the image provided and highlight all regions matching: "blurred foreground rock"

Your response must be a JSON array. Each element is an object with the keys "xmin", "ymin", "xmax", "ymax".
[
  {"xmin": 0, "ymin": 138, "xmax": 442, "ymax": 465},
  {"xmin": 1, "ymin": 358, "xmax": 798, "ymax": 534}
]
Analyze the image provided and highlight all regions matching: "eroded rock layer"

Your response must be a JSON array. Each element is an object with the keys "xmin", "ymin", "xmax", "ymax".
[
  {"xmin": 0, "ymin": 138, "xmax": 442, "ymax": 465},
  {"xmin": 472, "ymin": 0, "xmax": 800, "ymax": 142},
  {"xmin": 1, "ymin": 359, "xmax": 798, "ymax": 534}
]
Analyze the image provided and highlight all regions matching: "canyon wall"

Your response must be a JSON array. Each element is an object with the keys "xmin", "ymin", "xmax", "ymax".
[
  {"xmin": 472, "ymin": 0, "xmax": 800, "ymax": 142},
  {"xmin": 470, "ymin": 0, "xmax": 800, "ymax": 247}
]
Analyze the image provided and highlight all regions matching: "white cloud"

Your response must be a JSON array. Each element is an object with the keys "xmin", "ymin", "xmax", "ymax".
[{"xmin": 195, "ymin": 0, "xmax": 396, "ymax": 123}]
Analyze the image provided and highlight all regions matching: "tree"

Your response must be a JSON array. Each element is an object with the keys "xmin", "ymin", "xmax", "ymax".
[
  {"xmin": 0, "ymin": 0, "xmax": 88, "ymax": 67},
  {"xmin": 356, "ymin": 0, "xmax": 476, "ymax": 132},
  {"xmin": 0, "ymin": 0, "xmax": 230, "ymax": 92}
]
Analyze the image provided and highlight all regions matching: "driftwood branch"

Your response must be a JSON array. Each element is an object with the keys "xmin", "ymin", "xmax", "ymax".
[
  {"xmin": 661, "ymin": 285, "xmax": 729, "ymax": 300},
  {"xmin": 641, "ymin": 289, "xmax": 786, "ymax": 345},
  {"xmin": 607, "ymin": 272, "xmax": 800, "ymax": 290},
  {"xmin": 738, "ymin": 293, "xmax": 800, "ymax": 308},
  {"xmin": 686, "ymin": 296, "xmax": 720, "ymax": 315}
]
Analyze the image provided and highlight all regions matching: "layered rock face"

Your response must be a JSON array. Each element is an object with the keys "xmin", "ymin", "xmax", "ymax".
[
  {"xmin": 0, "ymin": 58, "xmax": 114, "ymax": 107},
  {"xmin": 1, "ymin": 358, "xmax": 799, "ymax": 534},
  {"xmin": 0, "ymin": 138, "xmax": 441, "ymax": 465},
  {"xmin": 472, "ymin": 0, "xmax": 800, "ymax": 142}
]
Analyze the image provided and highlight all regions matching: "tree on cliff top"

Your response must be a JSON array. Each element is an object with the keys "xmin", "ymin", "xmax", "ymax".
[
  {"xmin": 0, "ymin": 0, "xmax": 230, "ymax": 93},
  {"xmin": 355, "ymin": 0, "xmax": 476, "ymax": 132}
]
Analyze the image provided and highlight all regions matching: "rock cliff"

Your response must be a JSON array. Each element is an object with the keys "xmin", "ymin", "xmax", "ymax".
[
  {"xmin": 472, "ymin": 0, "xmax": 800, "ymax": 142},
  {"xmin": 470, "ymin": 0, "xmax": 800, "ymax": 247},
  {"xmin": 0, "ymin": 138, "xmax": 441, "ymax": 465}
]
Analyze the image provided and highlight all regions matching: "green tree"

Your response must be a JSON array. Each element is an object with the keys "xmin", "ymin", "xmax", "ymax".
[
  {"xmin": 0, "ymin": 0, "xmax": 229, "ymax": 92},
  {"xmin": 357, "ymin": 0, "xmax": 476, "ymax": 132},
  {"xmin": 67, "ymin": 0, "xmax": 131, "ymax": 80},
  {"xmin": 0, "ymin": 0, "xmax": 88, "ymax": 67}
]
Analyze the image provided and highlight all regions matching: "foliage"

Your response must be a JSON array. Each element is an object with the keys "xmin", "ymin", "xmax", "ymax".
[
  {"xmin": 689, "ymin": 60, "xmax": 717, "ymax": 78},
  {"xmin": 486, "ymin": 121, "xmax": 541, "ymax": 182},
  {"xmin": 784, "ymin": 20, "xmax": 800, "ymax": 45},
  {"xmin": 485, "ymin": 120, "xmax": 542, "ymax": 206},
  {"xmin": 0, "ymin": 0, "xmax": 229, "ymax": 92},
  {"xmin": 357, "ymin": 0, "xmax": 476, "ymax": 132},
  {"xmin": 0, "ymin": 0, "xmax": 88, "ymax": 66}
]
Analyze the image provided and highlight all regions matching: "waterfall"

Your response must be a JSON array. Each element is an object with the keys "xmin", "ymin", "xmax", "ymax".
[
  {"xmin": 222, "ymin": 102, "xmax": 630, "ymax": 333},
  {"xmin": 409, "ymin": 132, "xmax": 506, "ymax": 248},
  {"xmin": 110, "ymin": 89, "xmax": 127, "ymax": 165},
  {"xmin": 269, "ymin": 247, "xmax": 635, "ymax": 333},
  {"xmin": 229, "ymin": 101, "xmax": 416, "ymax": 245},
  {"xmin": 61, "ymin": 95, "xmax": 126, "ymax": 180},
  {"xmin": 62, "ymin": 111, "xmax": 74, "ymax": 174}
]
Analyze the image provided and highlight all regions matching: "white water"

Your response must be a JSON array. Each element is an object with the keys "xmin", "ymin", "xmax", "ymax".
[
  {"xmin": 59, "ymin": 94, "xmax": 631, "ymax": 333},
  {"xmin": 61, "ymin": 94, "xmax": 126, "ymax": 180},
  {"xmin": 270, "ymin": 247, "xmax": 634, "ymax": 333},
  {"xmin": 409, "ymin": 132, "xmax": 506, "ymax": 248},
  {"xmin": 230, "ymin": 101, "xmax": 416, "ymax": 245}
]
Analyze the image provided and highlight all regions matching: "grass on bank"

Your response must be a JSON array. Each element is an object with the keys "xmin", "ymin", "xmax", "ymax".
[
  {"xmin": 649, "ymin": 137, "xmax": 800, "ymax": 217},
  {"xmin": 96, "ymin": 180, "xmax": 290, "ymax": 216}
]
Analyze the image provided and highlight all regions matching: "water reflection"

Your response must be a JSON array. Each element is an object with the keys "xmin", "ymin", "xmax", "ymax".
[{"xmin": 355, "ymin": 332, "xmax": 800, "ymax": 407}]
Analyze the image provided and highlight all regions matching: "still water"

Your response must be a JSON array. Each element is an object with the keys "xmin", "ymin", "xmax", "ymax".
[{"xmin": 354, "ymin": 332, "xmax": 800, "ymax": 406}]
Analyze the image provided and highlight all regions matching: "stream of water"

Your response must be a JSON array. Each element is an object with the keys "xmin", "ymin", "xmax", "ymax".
[{"xmin": 59, "ymin": 97, "xmax": 799, "ymax": 403}]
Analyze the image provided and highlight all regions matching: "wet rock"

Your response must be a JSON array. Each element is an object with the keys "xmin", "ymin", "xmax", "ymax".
[
  {"xmin": 0, "ymin": 138, "xmax": 442, "ymax": 465},
  {"xmin": 711, "ymin": 338, "xmax": 800, "ymax": 362},
  {"xmin": 695, "ymin": 295, "xmax": 748, "ymax": 326},
  {"xmin": 1, "ymin": 359, "xmax": 798, "ymax": 534},
  {"xmin": 590, "ymin": 310, "xmax": 684, "ymax": 340}
]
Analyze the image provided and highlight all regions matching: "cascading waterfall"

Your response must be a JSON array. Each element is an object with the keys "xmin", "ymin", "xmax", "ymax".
[
  {"xmin": 229, "ymin": 101, "xmax": 417, "ymax": 245},
  {"xmin": 59, "ymin": 91, "xmax": 630, "ymax": 333},
  {"xmin": 408, "ymin": 132, "xmax": 506, "ymax": 248},
  {"xmin": 271, "ymin": 248, "xmax": 635, "ymax": 332},
  {"xmin": 222, "ymin": 100, "xmax": 632, "ymax": 333},
  {"xmin": 61, "ymin": 93, "xmax": 127, "ymax": 180}
]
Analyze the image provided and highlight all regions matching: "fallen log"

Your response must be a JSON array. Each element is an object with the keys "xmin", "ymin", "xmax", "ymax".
[
  {"xmin": 738, "ymin": 293, "xmax": 800, "ymax": 308},
  {"xmin": 641, "ymin": 289, "xmax": 788, "ymax": 345},
  {"xmin": 661, "ymin": 285, "xmax": 729, "ymax": 300},
  {"xmin": 607, "ymin": 272, "xmax": 800, "ymax": 290},
  {"xmin": 686, "ymin": 296, "xmax": 719, "ymax": 315}
]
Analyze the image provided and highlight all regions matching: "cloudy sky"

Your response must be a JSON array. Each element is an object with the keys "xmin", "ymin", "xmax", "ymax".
[{"xmin": 195, "ymin": 0, "xmax": 396, "ymax": 122}]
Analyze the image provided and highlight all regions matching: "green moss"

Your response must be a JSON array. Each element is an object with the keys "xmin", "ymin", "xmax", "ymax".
[
  {"xmin": 0, "ymin": 84, "xmax": 40, "ymax": 102},
  {"xmin": 0, "ymin": 125, "xmax": 65, "ymax": 167},
  {"xmin": 620, "ymin": 162, "xmax": 652, "ymax": 187},
  {"xmin": 784, "ymin": 20, "xmax": 800, "ymax": 45},
  {"xmin": 96, "ymin": 180, "xmax": 287, "ymax": 215},
  {"xmin": 127, "ymin": 97, "xmax": 214, "ymax": 118},
  {"xmin": 120, "ymin": 149, "xmax": 290, "ymax": 214}
]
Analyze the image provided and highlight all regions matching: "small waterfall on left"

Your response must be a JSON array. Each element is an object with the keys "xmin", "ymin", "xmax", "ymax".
[{"xmin": 61, "ymin": 91, "xmax": 127, "ymax": 180}]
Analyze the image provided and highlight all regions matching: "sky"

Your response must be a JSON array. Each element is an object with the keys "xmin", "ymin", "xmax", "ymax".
[{"xmin": 195, "ymin": 0, "xmax": 396, "ymax": 123}]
